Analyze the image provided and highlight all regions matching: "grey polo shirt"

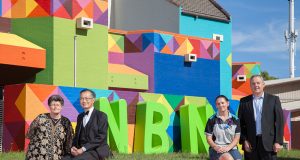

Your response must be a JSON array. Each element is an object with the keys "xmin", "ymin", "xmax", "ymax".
[{"xmin": 205, "ymin": 112, "xmax": 241, "ymax": 149}]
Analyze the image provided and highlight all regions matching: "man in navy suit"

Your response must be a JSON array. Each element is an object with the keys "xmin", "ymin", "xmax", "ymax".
[
  {"xmin": 238, "ymin": 75, "xmax": 284, "ymax": 160},
  {"xmin": 63, "ymin": 89, "xmax": 111, "ymax": 160}
]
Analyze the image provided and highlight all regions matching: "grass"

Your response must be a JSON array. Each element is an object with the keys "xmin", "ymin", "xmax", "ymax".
[{"xmin": 1, "ymin": 150, "xmax": 300, "ymax": 160}]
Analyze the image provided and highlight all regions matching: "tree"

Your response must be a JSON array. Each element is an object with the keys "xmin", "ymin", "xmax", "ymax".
[{"xmin": 260, "ymin": 71, "xmax": 278, "ymax": 80}]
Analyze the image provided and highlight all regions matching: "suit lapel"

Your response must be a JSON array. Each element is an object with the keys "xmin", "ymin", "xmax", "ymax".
[
  {"xmin": 76, "ymin": 113, "xmax": 84, "ymax": 147},
  {"xmin": 249, "ymin": 95, "xmax": 255, "ymax": 122},
  {"xmin": 262, "ymin": 93, "xmax": 268, "ymax": 117},
  {"xmin": 85, "ymin": 109, "xmax": 95, "ymax": 130}
]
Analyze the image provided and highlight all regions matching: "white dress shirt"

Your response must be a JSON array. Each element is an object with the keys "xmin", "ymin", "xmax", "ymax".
[
  {"xmin": 83, "ymin": 107, "xmax": 94, "ymax": 127},
  {"xmin": 253, "ymin": 93, "xmax": 264, "ymax": 135}
]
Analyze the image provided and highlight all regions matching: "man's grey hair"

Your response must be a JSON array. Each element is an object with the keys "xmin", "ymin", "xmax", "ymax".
[{"xmin": 250, "ymin": 74, "xmax": 265, "ymax": 83}]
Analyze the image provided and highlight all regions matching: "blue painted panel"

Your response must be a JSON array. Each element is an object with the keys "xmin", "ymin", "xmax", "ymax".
[
  {"xmin": 59, "ymin": 86, "xmax": 115, "ymax": 113},
  {"xmin": 154, "ymin": 53, "xmax": 220, "ymax": 104},
  {"xmin": 229, "ymin": 99, "xmax": 240, "ymax": 115},
  {"xmin": 179, "ymin": 15, "xmax": 232, "ymax": 98}
]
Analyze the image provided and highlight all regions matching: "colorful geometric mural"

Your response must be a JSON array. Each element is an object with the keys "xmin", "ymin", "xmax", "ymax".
[
  {"xmin": 232, "ymin": 62, "xmax": 261, "ymax": 100},
  {"xmin": 0, "ymin": 32, "xmax": 46, "ymax": 68},
  {"xmin": 3, "ymin": 83, "xmax": 216, "ymax": 154},
  {"xmin": 108, "ymin": 30, "xmax": 125, "ymax": 54},
  {"xmin": 0, "ymin": 0, "xmax": 108, "ymax": 25},
  {"xmin": 124, "ymin": 30, "xmax": 220, "ymax": 60},
  {"xmin": 10, "ymin": 17, "xmax": 108, "ymax": 88},
  {"xmin": 107, "ymin": 30, "xmax": 221, "ymax": 102}
]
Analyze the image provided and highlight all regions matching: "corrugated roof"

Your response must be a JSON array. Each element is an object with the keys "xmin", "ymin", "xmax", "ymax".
[
  {"xmin": 281, "ymin": 100, "xmax": 300, "ymax": 111},
  {"xmin": 169, "ymin": 0, "xmax": 230, "ymax": 22}
]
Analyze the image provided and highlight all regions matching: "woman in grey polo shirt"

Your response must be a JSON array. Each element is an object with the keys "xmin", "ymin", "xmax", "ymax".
[{"xmin": 205, "ymin": 95, "xmax": 242, "ymax": 160}]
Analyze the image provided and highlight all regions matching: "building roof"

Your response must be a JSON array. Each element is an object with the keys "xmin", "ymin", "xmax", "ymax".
[
  {"xmin": 281, "ymin": 100, "xmax": 300, "ymax": 111},
  {"xmin": 169, "ymin": 0, "xmax": 231, "ymax": 22},
  {"xmin": 265, "ymin": 77, "xmax": 300, "ymax": 86}
]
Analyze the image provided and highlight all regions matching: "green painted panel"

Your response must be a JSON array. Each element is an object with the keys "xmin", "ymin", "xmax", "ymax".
[
  {"xmin": 11, "ymin": 17, "xmax": 54, "ymax": 84},
  {"xmin": 134, "ymin": 102, "xmax": 171, "ymax": 154},
  {"xmin": 96, "ymin": 98, "xmax": 129, "ymax": 153},
  {"xmin": 180, "ymin": 98, "xmax": 214, "ymax": 154},
  {"xmin": 108, "ymin": 73, "xmax": 148, "ymax": 90},
  {"xmin": 53, "ymin": 18, "xmax": 108, "ymax": 89}
]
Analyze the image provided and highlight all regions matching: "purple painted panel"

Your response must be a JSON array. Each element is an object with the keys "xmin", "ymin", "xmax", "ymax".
[
  {"xmin": 124, "ymin": 47, "xmax": 155, "ymax": 92},
  {"xmin": 109, "ymin": 52, "xmax": 125, "ymax": 64}
]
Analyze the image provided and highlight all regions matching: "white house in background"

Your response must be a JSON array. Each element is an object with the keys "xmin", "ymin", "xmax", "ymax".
[{"xmin": 264, "ymin": 77, "xmax": 300, "ymax": 149}]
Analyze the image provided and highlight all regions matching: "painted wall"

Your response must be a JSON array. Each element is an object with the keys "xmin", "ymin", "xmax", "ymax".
[
  {"xmin": 154, "ymin": 53, "xmax": 220, "ymax": 104},
  {"xmin": 0, "ymin": 0, "xmax": 108, "ymax": 26},
  {"xmin": 122, "ymin": 31, "xmax": 221, "ymax": 98},
  {"xmin": 11, "ymin": 17, "xmax": 108, "ymax": 89},
  {"xmin": 232, "ymin": 62, "xmax": 261, "ymax": 100},
  {"xmin": 3, "ymin": 83, "xmax": 215, "ymax": 154},
  {"xmin": 11, "ymin": 17, "xmax": 54, "ymax": 84},
  {"xmin": 110, "ymin": 0, "xmax": 179, "ymax": 32},
  {"xmin": 179, "ymin": 14, "xmax": 232, "ymax": 99}
]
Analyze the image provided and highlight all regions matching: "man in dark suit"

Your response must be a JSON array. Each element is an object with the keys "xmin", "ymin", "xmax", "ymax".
[
  {"xmin": 63, "ymin": 89, "xmax": 112, "ymax": 160},
  {"xmin": 238, "ymin": 75, "xmax": 284, "ymax": 160}
]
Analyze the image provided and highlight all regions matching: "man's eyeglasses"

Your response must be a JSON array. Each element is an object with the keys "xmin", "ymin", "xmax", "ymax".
[{"xmin": 80, "ymin": 97, "xmax": 94, "ymax": 101}]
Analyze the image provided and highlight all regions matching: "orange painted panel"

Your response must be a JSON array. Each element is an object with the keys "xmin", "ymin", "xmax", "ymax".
[{"xmin": 0, "ymin": 44, "xmax": 46, "ymax": 68}]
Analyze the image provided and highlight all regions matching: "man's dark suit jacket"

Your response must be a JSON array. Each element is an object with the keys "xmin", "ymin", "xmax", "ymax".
[
  {"xmin": 238, "ymin": 93, "xmax": 284, "ymax": 152},
  {"xmin": 73, "ymin": 109, "xmax": 111, "ymax": 159}
]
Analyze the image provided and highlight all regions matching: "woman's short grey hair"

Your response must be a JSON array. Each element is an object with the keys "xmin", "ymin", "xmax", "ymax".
[{"xmin": 48, "ymin": 94, "xmax": 64, "ymax": 106}]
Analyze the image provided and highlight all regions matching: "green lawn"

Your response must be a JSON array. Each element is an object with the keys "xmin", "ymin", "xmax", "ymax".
[{"xmin": 1, "ymin": 150, "xmax": 300, "ymax": 160}]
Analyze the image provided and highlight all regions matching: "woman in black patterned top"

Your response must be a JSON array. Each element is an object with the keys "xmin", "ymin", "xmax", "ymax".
[{"xmin": 26, "ymin": 95, "xmax": 74, "ymax": 160}]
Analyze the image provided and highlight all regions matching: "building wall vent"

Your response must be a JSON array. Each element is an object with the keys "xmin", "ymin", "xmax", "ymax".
[
  {"xmin": 237, "ymin": 75, "xmax": 247, "ymax": 82},
  {"xmin": 184, "ymin": 54, "xmax": 197, "ymax": 62},
  {"xmin": 213, "ymin": 34, "xmax": 224, "ymax": 42},
  {"xmin": 76, "ymin": 17, "xmax": 93, "ymax": 29}
]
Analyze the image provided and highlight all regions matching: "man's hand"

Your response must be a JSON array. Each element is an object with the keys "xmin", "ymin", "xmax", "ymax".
[
  {"xmin": 71, "ymin": 147, "xmax": 78, "ymax": 156},
  {"xmin": 71, "ymin": 146, "xmax": 84, "ymax": 156},
  {"xmin": 76, "ymin": 148, "xmax": 84, "ymax": 155},
  {"xmin": 273, "ymin": 143, "xmax": 282, "ymax": 152},
  {"xmin": 244, "ymin": 140, "xmax": 252, "ymax": 152}
]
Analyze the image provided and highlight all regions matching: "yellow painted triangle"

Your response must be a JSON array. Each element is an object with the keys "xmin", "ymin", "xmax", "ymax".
[
  {"xmin": 243, "ymin": 67, "xmax": 251, "ymax": 78},
  {"xmin": 139, "ymin": 93, "xmax": 161, "ymax": 102},
  {"xmin": 186, "ymin": 40, "xmax": 194, "ymax": 54},
  {"xmin": 25, "ymin": 85, "xmax": 49, "ymax": 121},
  {"xmin": 95, "ymin": 0, "xmax": 108, "ymax": 12},
  {"xmin": 175, "ymin": 39, "xmax": 187, "ymax": 55},
  {"xmin": 73, "ymin": 10, "xmax": 89, "ymax": 20},
  {"xmin": 226, "ymin": 53, "xmax": 232, "ymax": 68},
  {"xmin": 110, "ymin": 45, "xmax": 123, "ymax": 53},
  {"xmin": 244, "ymin": 64, "xmax": 255, "ymax": 71},
  {"xmin": 15, "ymin": 87, "xmax": 27, "ymax": 119},
  {"xmin": 157, "ymin": 96, "xmax": 173, "ymax": 115},
  {"xmin": 108, "ymin": 35, "xmax": 116, "ymax": 50},
  {"xmin": 184, "ymin": 96, "xmax": 207, "ymax": 106},
  {"xmin": 26, "ymin": 0, "xmax": 38, "ymax": 17}
]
